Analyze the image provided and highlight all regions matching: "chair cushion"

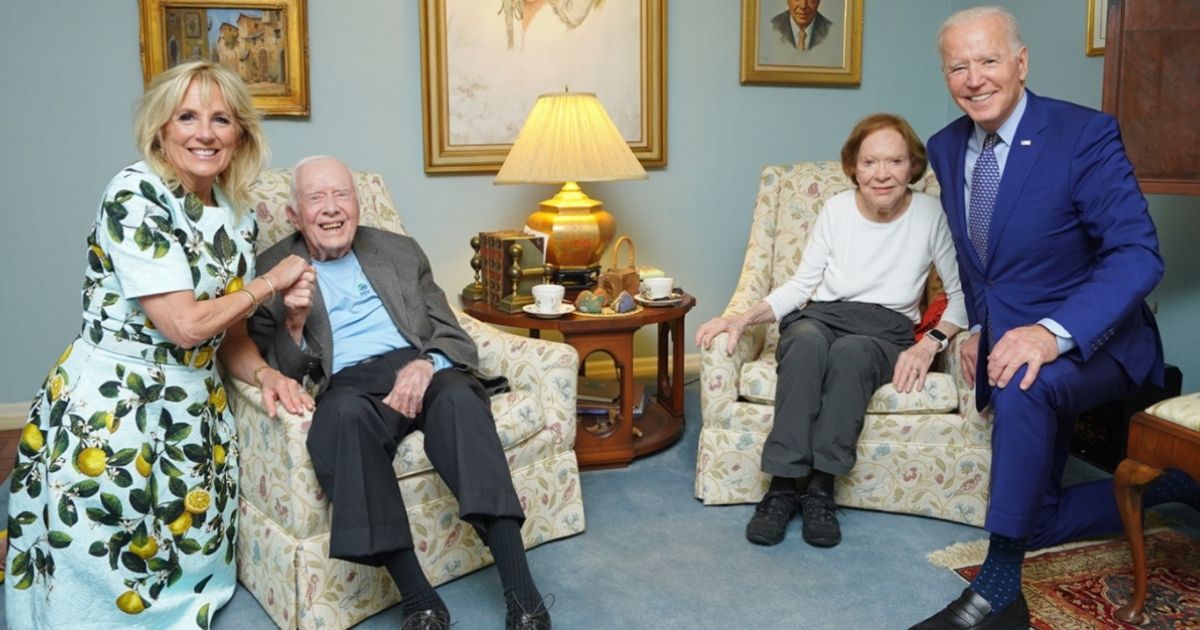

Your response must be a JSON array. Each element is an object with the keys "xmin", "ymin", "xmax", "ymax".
[
  {"xmin": 738, "ymin": 358, "xmax": 958, "ymax": 413},
  {"xmin": 1144, "ymin": 393, "xmax": 1200, "ymax": 431},
  {"xmin": 392, "ymin": 389, "xmax": 544, "ymax": 480}
]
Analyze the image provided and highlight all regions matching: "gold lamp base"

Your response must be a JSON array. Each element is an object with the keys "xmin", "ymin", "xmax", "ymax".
[{"xmin": 524, "ymin": 181, "xmax": 614, "ymax": 273}]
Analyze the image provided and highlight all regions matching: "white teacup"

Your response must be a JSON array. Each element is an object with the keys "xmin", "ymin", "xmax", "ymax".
[
  {"xmin": 531, "ymin": 284, "xmax": 565, "ymax": 313},
  {"xmin": 643, "ymin": 277, "xmax": 675, "ymax": 300}
]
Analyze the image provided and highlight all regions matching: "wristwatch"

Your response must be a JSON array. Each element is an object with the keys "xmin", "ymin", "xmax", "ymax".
[{"xmin": 926, "ymin": 329, "xmax": 949, "ymax": 352}]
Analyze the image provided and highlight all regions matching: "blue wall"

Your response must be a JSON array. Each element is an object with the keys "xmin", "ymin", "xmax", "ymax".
[{"xmin": 2, "ymin": 1, "xmax": 1197, "ymax": 403}]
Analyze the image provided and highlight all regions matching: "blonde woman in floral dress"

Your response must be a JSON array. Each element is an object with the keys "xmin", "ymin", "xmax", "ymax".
[{"xmin": 4, "ymin": 61, "xmax": 313, "ymax": 629}]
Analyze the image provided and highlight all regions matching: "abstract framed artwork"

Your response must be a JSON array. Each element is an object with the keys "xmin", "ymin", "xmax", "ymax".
[
  {"xmin": 419, "ymin": 0, "xmax": 667, "ymax": 173},
  {"xmin": 138, "ymin": 0, "xmax": 310, "ymax": 116},
  {"xmin": 740, "ymin": 0, "xmax": 863, "ymax": 86},
  {"xmin": 1087, "ymin": 0, "xmax": 1109, "ymax": 56}
]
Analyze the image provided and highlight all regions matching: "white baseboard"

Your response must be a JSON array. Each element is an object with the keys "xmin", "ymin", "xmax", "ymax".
[
  {"xmin": 582, "ymin": 352, "xmax": 701, "ymax": 381},
  {"xmin": 1, "ymin": 402, "xmax": 29, "ymax": 431},
  {"xmin": 0, "ymin": 352, "xmax": 701, "ymax": 431}
]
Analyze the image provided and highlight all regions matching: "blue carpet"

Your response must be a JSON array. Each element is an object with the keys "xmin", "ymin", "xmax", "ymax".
[{"xmin": 3, "ymin": 382, "xmax": 1197, "ymax": 629}]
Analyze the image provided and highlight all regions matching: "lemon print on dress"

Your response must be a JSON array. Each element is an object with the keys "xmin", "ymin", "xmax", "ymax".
[
  {"xmin": 209, "ymin": 387, "xmax": 227, "ymax": 413},
  {"xmin": 192, "ymin": 346, "xmax": 214, "ymax": 368},
  {"xmin": 116, "ymin": 590, "xmax": 145, "ymax": 615},
  {"xmin": 213, "ymin": 444, "xmax": 227, "ymax": 467},
  {"xmin": 225, "ymin": 276, "xmax": 244, "ymax": 294},
  {"xmin": 21, "ymin": 424, "xmax": 44, "ymax": 452},
  {"xmin": 135, "ymin": 452, "xmax": 152, "ymax": 478},
  {"xmin": 77, "ymin": 447, "xmax": 108, "ymax": 477},
  {"xmin": 129, "ymin": 535, "xmax": 158, "ymax": 560},
  {"xmin": 185, "ymin": 488, "xmax": 211, "ymax": 514},
  {"xmin": 168, "ymin": 512, "xmax": 193, "ymax": 537}
]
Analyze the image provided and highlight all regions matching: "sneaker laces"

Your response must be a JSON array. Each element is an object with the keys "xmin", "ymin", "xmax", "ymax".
[
  {"xmin": 401, "ymin": 608, "xmax": 454, "ymax": 630},
  {"xmin": 756, "ymin": 492, "xmax": 797, "ymax": 518},
  {"xmin": 507, "ymin": 593, "xmax": 555, "ymax": 627},
  {"xmin": 801, "ymin": 494, "xmax": 837, "ymax": 524}
]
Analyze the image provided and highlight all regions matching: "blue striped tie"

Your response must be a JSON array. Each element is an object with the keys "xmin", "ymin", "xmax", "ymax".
[{"xmin": 969, "ymin": 133, "xmax": 1001, "ymax": 264}]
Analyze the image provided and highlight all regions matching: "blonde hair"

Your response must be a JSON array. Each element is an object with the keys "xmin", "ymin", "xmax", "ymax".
[{"xmin": 134, "ymin": 61, "xmax": 268, "ymax": 212}]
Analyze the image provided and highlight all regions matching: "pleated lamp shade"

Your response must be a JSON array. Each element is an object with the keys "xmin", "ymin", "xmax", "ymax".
[
  {"xmin": 493, "ymin": 92, "xmax": 647, "ymax": 278},
  {"xmin": 495, "ymin": 92, "xmax": 647, "ymax": 184}
]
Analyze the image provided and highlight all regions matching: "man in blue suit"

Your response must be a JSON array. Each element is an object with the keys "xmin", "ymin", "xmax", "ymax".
[{"xmin": 911, "ymin": 7, "xmax": 1197, "ymax": 630}]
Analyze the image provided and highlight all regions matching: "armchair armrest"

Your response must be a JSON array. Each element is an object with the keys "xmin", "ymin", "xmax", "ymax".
[
  {"xmin": 228, "ymin": 377, "xmax": 329, "ymax": 538},
  {"xmin": 941, "ymin": 331, "xmax": 992, "ymax": 446},
  {"xmin": 457, "ymin": 313, "xmax": 580, "ymax": 449}
]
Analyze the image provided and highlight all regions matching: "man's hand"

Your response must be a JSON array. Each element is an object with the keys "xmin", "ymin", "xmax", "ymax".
[
  {"xmin": 257, "ymin": 367, "xmax": 315, "ymax": 418},
  {"xmin": 282, "ymin": 268, "xmax": 316, "ymax": 344},
  {"xmin": 383, "ymin": 359, "xmax": 435, "ymax": 418},
  {"xmin": 960, "ymin": 332, "xmax": 980, "ymax": 388},
  {"xmin": 695, "ymin": 315, "xmax": 749, "ymax": 355},
  {"xmin": 987, "ymin": 324, "xmax": 1060, "ymax": 390}
]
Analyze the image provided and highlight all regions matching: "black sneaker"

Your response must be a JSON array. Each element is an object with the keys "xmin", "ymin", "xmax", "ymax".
[
  {"xmin": 401, "ymin": 606, "xmax": 451, "ymax": 630},
  {"xmin": 745, "ymin": 491, "xmax": 799, "ymax": 546},
  {"xmin": 800, "ymin": 489, "xmax": 841, "ymax": 547}
]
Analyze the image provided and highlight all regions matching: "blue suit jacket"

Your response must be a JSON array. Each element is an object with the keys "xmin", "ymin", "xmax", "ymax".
[{"xmin": 927, "ymin": 91, "xmax": 1164, "ymax": 409}]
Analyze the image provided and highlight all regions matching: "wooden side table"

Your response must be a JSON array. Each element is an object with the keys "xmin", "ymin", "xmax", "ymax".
[{"xmin": 464, "ymin": 294, "xmax": 695, "ymax": 469}]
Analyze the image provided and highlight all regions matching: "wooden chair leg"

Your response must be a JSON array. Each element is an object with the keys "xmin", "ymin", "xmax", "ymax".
[{"xmin": 1113, "ymin": 457, "xmax": 1163, "ymax": 624}]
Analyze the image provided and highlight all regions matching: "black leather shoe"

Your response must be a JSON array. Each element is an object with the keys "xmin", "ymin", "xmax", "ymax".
[
  {"xmin": 909, "ymin": 587, "xmax": 1029, "ymax": 629},
  {"xmin": 800, "ymin": 489, "xmax": 840, "ymax": 547},
  {"xmin": 506, "ymin": 594, "xmax": 553, "ymax": 630},
  {"xmin": 401, "ymin": 607, "xmax": 452, "ymax": 630},
  {"xmin": 745, "ymin": 491, "xmax": 800, "ymax": 546}
]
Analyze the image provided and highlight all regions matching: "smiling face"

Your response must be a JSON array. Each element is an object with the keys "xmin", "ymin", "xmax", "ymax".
[
  {"xmin": 787, "ymin": 0, "xmax": 820, "ymax": 28},
  {"xmin": 286, "ymin": 158, "xmax": 360, "ymax": 261},
  {"xmin": 853, "ymin": 127, "xmax": 915, "ymax": 217},
  {"xmin": 160, "ymin": 79, "xmax": 241, "ymax": 203},
  {"xmin": 940, "ymin": 14, "xmax": 1028, "ymax": 132}
]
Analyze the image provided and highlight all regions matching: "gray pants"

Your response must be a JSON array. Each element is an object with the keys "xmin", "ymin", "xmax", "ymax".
[{"xmin": 761, "ymin": 301, "xmax": 914, "ymax": 478}]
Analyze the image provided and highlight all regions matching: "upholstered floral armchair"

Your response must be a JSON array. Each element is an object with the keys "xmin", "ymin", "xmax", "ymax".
[
  {"xmin": 227, "ymin": 169, "xmax": 585, "ymax": 630},
  {"xmin": 694, "ymin": 161, "xmax": 991, "ymax": 527}
]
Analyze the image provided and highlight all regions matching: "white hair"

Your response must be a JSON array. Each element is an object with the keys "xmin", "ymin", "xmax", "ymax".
[
  {"xmin": 937, "ymin": 5, "xmax": 1024, "ymax": 62},
  {"xmin": 288, "ymin": 155, "xmax": 352, "ymax": 207}
]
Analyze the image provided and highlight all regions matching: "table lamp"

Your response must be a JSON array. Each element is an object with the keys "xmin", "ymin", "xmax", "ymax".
[{"xmin": 494, "ymin": 91, "xmax": 647, "ymax": 286}]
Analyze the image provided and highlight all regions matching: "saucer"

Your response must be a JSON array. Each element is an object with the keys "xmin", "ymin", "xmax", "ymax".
[
  {"xmin": 635, "ymin": 291, "xmax": 683, "ymax": 307},
  {"xmin": 523, "ymin": 303, "xmax": 575, "ymax": 319}
]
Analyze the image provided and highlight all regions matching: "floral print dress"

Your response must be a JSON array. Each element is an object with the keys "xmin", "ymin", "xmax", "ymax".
[{"xmin": 5, "ymin": 162, "xmax": 255, "ymax": 629}]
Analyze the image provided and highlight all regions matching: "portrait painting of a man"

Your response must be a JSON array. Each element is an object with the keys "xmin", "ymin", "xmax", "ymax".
[{"xmin": 757, "ymin": 0, "xmax": 845, "ymax": 68}]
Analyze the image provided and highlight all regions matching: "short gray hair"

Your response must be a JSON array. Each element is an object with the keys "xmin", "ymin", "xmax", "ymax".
[
  {"xmin": 937, "ymin": 6, "xmax": 1024, "ymax": 62},
  {"xmin": 289, "ymin": 155, "xmax": 352, "ymax": 208}
]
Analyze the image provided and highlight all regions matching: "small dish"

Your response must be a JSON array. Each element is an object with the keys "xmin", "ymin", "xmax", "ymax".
[
  {"xmin": 522, "ymin": 303, "xmax": 575, "ymax": 319},
  {"xmin": 635, "ymin": 290, "xmax": 683, "ymax": 307}
]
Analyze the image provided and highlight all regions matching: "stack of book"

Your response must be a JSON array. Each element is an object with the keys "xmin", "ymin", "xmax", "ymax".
[{"xmin": 577, "ymin": 378, "xmax": 646, "ymax": 416}]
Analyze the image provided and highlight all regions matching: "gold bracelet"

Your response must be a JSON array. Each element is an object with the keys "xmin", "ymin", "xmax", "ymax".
[
  {"xmin": 235, "ymin": 288, "xmax": 258, "ymax": 319},
  {"xmin": 252, "ymin": 365, "xmax": 272, "ymax": 388},
  {"xmin": 259, "ymin": 275, "xmax": 277, "ymax": 303}
]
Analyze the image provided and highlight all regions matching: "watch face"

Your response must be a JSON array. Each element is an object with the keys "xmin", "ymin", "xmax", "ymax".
[{"xmin": 928, "ymin": 329, "xmax": 947, "ymax": 342}]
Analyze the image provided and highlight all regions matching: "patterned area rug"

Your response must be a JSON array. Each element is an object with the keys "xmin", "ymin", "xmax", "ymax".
[{"xmin": 928, "ymin": 529, "xmax": 1200, "ymax": 629}]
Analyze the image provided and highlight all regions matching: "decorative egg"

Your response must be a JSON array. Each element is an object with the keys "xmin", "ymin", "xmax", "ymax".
[
  {"xmin": 574, "ymin": 290, "xmax": 605, "ymax": 313},
  {"xmin": 613, "ymin": 291, "xmax": 637, "ymax": 313},
  {"xmin": 592, "ymin": 287, "xmax": 611, "ymax": 306}
]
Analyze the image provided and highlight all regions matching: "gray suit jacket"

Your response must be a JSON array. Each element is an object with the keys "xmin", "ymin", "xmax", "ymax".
[
  {"xmin": 248, "ymin": 226, "xmax": 478, "ymax": 394},
  {"xmin": 771, "ymin": 9, "xmax": 832, "ymax": 49}
]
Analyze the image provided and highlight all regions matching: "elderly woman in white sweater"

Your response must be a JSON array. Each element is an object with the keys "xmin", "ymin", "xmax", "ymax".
[{"xmin": 696, "ymin": 113, "xmax": 967, "ymax": 549}]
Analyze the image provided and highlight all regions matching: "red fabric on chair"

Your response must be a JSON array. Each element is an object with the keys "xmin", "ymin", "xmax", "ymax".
[{"xmin": 914, "ymin": 291, "xmax": 948, "ymax": 342}]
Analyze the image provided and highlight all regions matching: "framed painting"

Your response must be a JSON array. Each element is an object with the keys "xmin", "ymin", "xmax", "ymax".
[
  {"xmin": 740, "ymin": 0, "xmax": 863, "ymax": 86},
  {"xmin": 1086, "ymin": 0, "xmax": 1109, "ymax": 56},
  {"xmin": 420, "ymin": 0, "xmax": 666, "ymax": 173},
  {"xmin": 138, "ymin": 0, "xmax": 310, "ymax": 116}
]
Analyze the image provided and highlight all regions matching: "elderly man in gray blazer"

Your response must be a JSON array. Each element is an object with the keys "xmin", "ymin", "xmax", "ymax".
[{"xmin": 248, "ymin": 156, "xmax": 551, "ymax": 630}]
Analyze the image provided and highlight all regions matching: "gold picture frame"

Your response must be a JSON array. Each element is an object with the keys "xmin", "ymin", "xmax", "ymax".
[
  {"xmin": 740, "ymin": 0, "xmax": 863, "ymax": 86},
  {"xmin": 138, "ymin": 0, "xmax": 310, "ymax": 117},
  {"xmin": 1086, "ymin": 0, "xmax": 1109, "ymax": 56},
  {"xmin": 419, "ymin": 0, "xmax": 666, "ymax": 173}
]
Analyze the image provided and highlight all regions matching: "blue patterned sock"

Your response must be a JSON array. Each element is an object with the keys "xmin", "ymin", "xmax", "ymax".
[
  {"xmin": 969, "ymin": 534, "xmax": 1026, "ymax": 614},
  {"xmin": 1145, "ymin": 468, "xmax": 1200, "ymax": 510}
]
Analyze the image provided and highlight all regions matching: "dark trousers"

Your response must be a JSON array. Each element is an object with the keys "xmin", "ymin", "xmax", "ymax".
[
  {"xmin": 306, "ymin": 347, "xmax": 525, "ymax": 566},
  {"xmin": 762, "ymin": 302, "xmax": 913, "ymax": 479},
  {"xmin": 987, "ymin": 349, "xmax": 1137, "ymax": 547}
]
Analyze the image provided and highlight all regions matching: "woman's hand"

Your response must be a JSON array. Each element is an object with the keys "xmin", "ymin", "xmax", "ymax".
[
  {"xmin": 695, "ymin": 315, "xmax": 748, "ymax": 354},
  {"xmin": 256, "ymin": 366, "xmax": 314, "ymax": 418},
  {"xmin": 892, "ymin": 337, "xmax": 939, "ymax": 393},
  {"xmin": 261, "ymin": 255, "xmax": 311, "ymax": 292}
]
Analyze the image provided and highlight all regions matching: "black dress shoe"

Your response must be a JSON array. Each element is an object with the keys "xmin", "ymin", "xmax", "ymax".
[
  {"xmin": 401, "ymin": 607, "xmax": 452, "ymax": 630},
  {"xmin": 800, "ymin": 488, "xmax": 841, "ymax": 547},
  {"xmin": 506, "ymin": 594, "xmax": 553, "ymax": 630},
  {"xmin": 745, "ymin": 491, "xmax": 800, "ymax": 546},
  {"xmin": 909, "ymin": 587, "xmax": 1029, "ymax": 629}
]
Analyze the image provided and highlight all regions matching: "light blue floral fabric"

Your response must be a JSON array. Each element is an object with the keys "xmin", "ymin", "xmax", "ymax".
[{"xmin": 6, "ymin": 162, "xmax": 255, "ymax": 629}]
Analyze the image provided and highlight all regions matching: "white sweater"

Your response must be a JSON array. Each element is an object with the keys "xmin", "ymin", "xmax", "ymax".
[{"xmin": 764, "ymin": 189, "xmax": 968, "ymax": 328}]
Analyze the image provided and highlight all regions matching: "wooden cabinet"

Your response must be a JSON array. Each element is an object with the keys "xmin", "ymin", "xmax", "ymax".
[{"xmin": 1102, "ymin": 0, "xmax": 1200, "ymax": 195}]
